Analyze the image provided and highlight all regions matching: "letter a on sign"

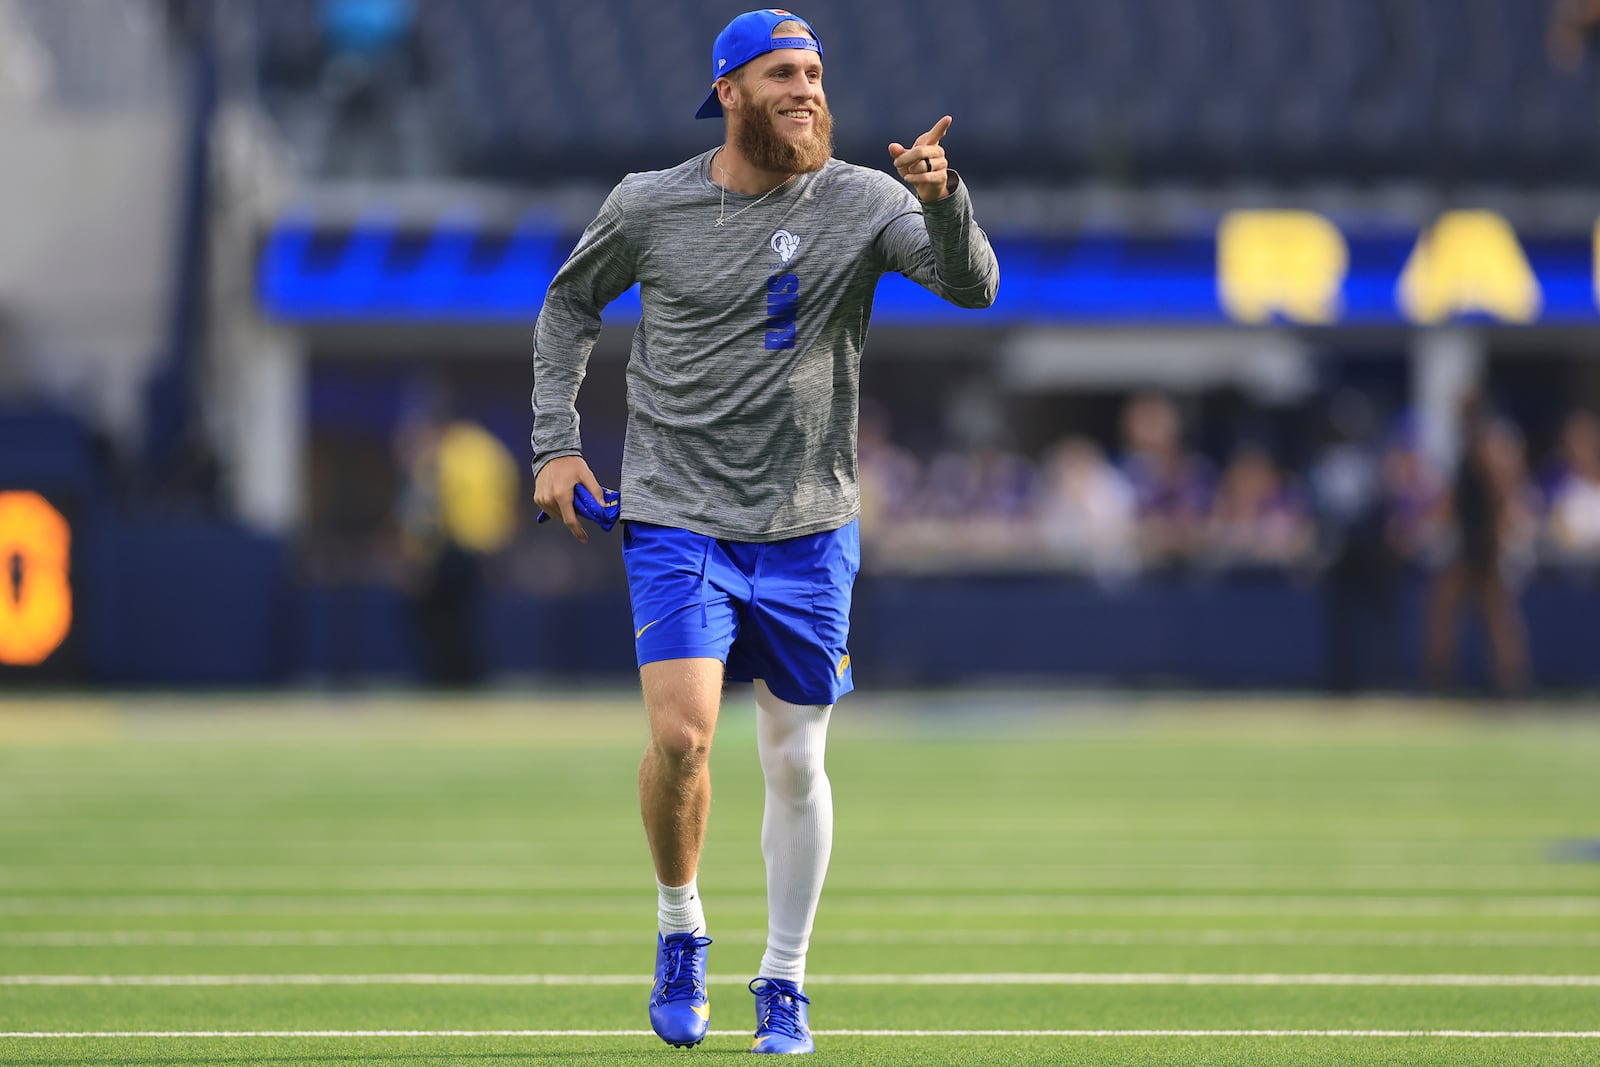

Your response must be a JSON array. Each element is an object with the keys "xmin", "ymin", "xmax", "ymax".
[
  {"xmin": 1217, "ymin": 211, "xmax": 1348, "ymax": 325},
  {"xmin": 1397, "ymin": 211, "xmax": 1542, "ymax": 324}
]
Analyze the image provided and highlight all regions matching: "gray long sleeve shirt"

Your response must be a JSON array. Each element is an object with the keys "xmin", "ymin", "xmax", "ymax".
[{"xmin": 531, "ymin": 147, "xmax": 999, "ymax": 542}]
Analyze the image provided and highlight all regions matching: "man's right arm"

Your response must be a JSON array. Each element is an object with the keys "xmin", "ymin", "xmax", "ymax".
[{"xmin": 531, "ymin": 183, "xmax": 638, "ymax": 482}]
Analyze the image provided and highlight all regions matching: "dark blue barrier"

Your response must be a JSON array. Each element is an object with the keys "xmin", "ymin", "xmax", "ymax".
[
  {"xmin": 854, "ymin": 574, "xmax": 1324, "ymax": 688},
  {"xmin": 277, "ymin": 571, "xmax": 1595, "ymax": 692},
  {"xmin": 291, "ymin": 583, "xmax": 418, "ymax": 679},
  {"xmin": 10, "ymin": 505, "xmax": 1594, "ymax": 689},
  {"xmin": 0, "ymin": 407, "xmax": 105, "ymax": 501},
  {"xmin": 1519, "ymin": 577, "xmax": 1600, "ymax": 689},
  {"xmin": 482, "ymin": 592, "xmax": 636, "ymax": 678},
  {"xmin": 80, "ymin": 517, "xmax": 289, "ymax": 685}
]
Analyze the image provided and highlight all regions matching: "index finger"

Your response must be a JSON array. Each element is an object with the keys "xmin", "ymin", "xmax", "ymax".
[{"xmin": 914, "ymin": 115, "xmax": 953, "ymax": 147}]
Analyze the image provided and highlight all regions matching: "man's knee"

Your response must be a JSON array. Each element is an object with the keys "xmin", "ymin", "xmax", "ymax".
[
  {"xmin": 648, "ymin": 706, "xmax": 716, "ymax": 770},
  {"xmin": 641, "ymin": 658, "xmax": 724, "ymax": 772}
]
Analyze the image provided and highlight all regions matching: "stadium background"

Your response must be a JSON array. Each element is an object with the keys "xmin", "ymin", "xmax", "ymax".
[
  {"xmin": 4, "ymin": 4, "xmax": 1600, "ymax": 1064},
  {"xmin": 4, "ymin": 0, "xmax": 1600, "ymax": 692}
]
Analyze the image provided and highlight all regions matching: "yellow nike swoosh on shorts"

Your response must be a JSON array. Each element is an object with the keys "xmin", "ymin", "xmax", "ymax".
[{"xmin": 636, "ymin": 619, "xmax": 661, "ymax": 640}]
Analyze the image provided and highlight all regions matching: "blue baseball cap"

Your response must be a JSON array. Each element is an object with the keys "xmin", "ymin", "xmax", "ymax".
[{"xmin": 694, "ymin": 9, "xmax": 823, "ymax": 120}]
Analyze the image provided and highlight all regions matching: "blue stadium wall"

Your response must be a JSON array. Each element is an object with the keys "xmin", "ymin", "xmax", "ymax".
[
  {"xmin": 294, "ymin": 570, "xmax": 1600, "ymax": 692},
  {"xmin": 9, "ymin": 509, "xmax": 1600, "ymax": 690}
]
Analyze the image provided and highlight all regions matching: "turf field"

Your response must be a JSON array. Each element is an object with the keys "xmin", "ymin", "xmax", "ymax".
[{"xmin": 1, "ymin": 691, "xmax": 1597, "ymax": 1066}]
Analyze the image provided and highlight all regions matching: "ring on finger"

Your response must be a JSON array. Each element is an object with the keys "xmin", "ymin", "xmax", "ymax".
[{"xmin": 924, "ymin": 157, "xmax": 933, "ymax": 173}]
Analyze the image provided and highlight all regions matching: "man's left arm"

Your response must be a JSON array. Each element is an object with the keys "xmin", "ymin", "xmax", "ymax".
[{"xmin": 879, "ymin": 115, "xmax": 999, "ymax": 309}]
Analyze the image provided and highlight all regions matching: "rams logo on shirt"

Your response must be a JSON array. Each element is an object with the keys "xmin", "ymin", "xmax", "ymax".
[
  {"xmin": 771, "ymin": 230, "xmax": 800, "ymax": 267},
  {"xmin": 771, "ymin": 229, "xmax": 801, "ymax": 266}
]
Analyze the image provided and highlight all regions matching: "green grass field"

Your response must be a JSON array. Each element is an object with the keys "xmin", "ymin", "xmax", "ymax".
[{"xmin": 1, "ymin": 691, "xmax": 1597, "ymax": 1066}]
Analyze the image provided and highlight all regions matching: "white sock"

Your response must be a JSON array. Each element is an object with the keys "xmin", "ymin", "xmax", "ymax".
[
  {"xmin": 657, "ymin": 876, "xmax": 706, "ymax": 938},
  {"xmin": 753, "ymin": 679, "xmax": 834, "ymax": 987}
]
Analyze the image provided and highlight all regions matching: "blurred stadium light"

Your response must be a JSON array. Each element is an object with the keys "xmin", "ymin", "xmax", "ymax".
[{"xmin": 2, "ymin": 0, "xmax": 1600, "ymax": 692}]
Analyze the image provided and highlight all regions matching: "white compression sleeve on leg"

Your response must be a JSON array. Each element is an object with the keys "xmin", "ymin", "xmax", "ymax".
[{"xmin": 752, "ymin": 679, "xmax": 834, "ymax": 987}]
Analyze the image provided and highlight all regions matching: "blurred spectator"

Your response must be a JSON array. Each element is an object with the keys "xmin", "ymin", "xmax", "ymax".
[
  {"xmin": 1423, "ymin": 395, "xmax": 1533, "ymax": 696},
  {"xmin": 1379, "ymin": 424, "xmax": 1443, "ymax": 568},
  {"xmin": 313, "ymin": 0, "xmax": 427, "ymax": 176},
  {"xmin": 906, "ymin": 445, "xmax": 1039, "ymax": 566},
  {"xmin": 857, "ymin": 398, "xmax": 922, "ymax": 537},
  {"xmin": 1036, "ymin": 436, "xmax": 1139, "ymax": 583},
  {"xmin": 1549, "ymin": 0, "xmax": 1600, "ymax": 71},
  {"xmin": 845, "ymin": 385, "xmax": 1600, "ymax": 607},
  {"xmin": 1308, "ymin": 392, "xmax": 1401, "ymax": 691},
  {"xmin": 968, "ymin": 445, "xmax": 1040, "ymax": 520},
  {"xmin": 1545, "ymin": 410, "xmax": 1600, "ymax": 568},
  {"xmin": 1202, "ymin": 443, "xmax": 1312, "ymax": 570},
  {"xmin": 1118, "ymin": 392, "xmax": 1214, "ymax": 569},
  {"xmin": 396, "ymin": 409, "xmax": 518, "ymax": 686}
]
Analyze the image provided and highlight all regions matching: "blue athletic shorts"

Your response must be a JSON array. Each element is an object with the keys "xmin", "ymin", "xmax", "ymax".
[{"xmin": 621, "ymin": 520, "xmax": 860, "ymax": 706}]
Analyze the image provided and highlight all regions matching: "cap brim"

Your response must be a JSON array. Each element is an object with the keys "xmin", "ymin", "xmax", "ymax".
[{"xmin": 694, "ymin": 88, "xmax": 722, "ymax": 119}]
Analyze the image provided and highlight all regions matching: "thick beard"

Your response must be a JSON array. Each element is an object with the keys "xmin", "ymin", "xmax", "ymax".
[{"xmin": 729, "ymin": 98, "xmax": 833, "ymax": 175}]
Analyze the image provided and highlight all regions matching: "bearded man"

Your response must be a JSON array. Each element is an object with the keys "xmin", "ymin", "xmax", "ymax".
[{"xmin": 530, "ymin": 8, "xmax": 998, "ymax": 1054}]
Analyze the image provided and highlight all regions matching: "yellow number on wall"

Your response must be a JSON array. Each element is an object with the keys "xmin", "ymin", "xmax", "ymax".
[{"xmin": 0, "ymin": 491, "xmax": 73, "ymax": 666}]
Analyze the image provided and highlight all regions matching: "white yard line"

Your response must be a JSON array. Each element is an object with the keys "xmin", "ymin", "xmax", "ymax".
[
  {"xmin": 5, "ymin": 928, "xmax": 1598, "ymax": 948},
  {"xmin": 0, "ymin": 863, "xmax": 1586, "ymax": 893},
  {"xmin": 2, "ymin": 1028, "xmax": 1598, "ymax": 1039},
  {"xmin": 3, "ymin": 972, "xmax": 1598, "ymax": 987},
  {"xmin": 3, "ymin": 894, "xmax": 1598, "ymax": 916}
]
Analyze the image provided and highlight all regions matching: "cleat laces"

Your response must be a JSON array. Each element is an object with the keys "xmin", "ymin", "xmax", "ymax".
[
  {"xmin": 654, "ymin": 935, "xmax": 713, "ymax": 1005},
  {"xmin": 750, "ymin": 978, "xmax": 811, "ymax": 1040}
]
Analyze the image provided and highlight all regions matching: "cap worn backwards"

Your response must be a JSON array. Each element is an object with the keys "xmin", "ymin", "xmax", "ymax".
[{"xmin": 694, "ymin": 9, "xmax": 823, "ymax": 120}]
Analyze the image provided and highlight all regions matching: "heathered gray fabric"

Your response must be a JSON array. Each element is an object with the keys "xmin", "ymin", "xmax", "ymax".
[{"xmin": 531, "ymin": 147, "xmax": 998, "ymax": 542}]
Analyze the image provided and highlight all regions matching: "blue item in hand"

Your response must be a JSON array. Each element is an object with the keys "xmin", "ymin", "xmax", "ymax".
[{"xmin": 536, "ymin": 484, "xmax": 621, "ymax": 533}]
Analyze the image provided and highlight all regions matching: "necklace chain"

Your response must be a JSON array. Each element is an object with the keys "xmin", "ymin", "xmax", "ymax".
[{"xmin": 714, "ymin": 155, "xmax": 796, "ymax": 228}]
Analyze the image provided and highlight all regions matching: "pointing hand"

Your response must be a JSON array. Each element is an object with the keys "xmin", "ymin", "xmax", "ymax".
[{"xmin": 889, "ymin": 115, "xmax": 954, "ymax": 203}]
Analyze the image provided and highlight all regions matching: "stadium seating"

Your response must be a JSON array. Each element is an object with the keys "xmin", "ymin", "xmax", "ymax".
[{"xmin": 246, "ymin": 0, "xmax": 1600, "ymax": 185}]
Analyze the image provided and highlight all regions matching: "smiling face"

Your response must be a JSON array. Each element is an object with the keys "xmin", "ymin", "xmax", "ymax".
[{"xmin": 719, "ymin": 23, "xmax": 833, "ymax": 174}]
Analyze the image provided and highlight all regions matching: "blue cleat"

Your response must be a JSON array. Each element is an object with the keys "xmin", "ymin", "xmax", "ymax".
[
  {"xmin": 649, "ymin": 931, "xmax": 713, "ymax": 1047},
  {"xmin": 749, "ymin": 977, "xmax": 814, "ymax": 1054}
]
